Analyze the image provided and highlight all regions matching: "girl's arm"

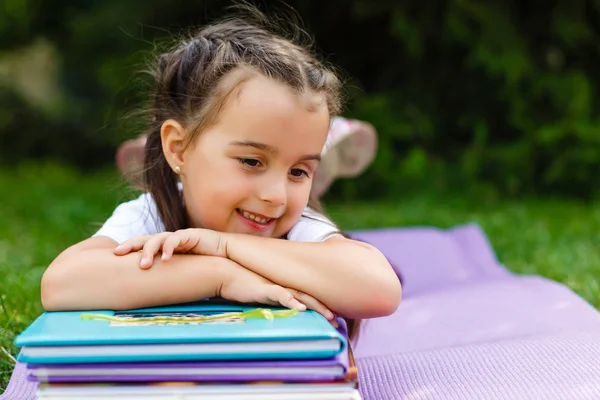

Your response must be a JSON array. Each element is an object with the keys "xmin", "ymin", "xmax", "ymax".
[
  {"xmin": 223, "ymin": 234, "xmax": 401, "ymax": 319},
  {"xmin": 41, "ymin": 236, "xmax": 226, "ymax": 311},
  {"xmin": 42, "ymin": 236, "xmax": 318, "ymax": 313},
  {"xmin": 115, "ymin": 229, "xmax": 401, "ymax": 319}
]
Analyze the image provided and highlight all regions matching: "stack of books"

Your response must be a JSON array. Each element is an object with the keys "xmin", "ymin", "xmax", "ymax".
[{"xmin": 15, "ymin": 300, "xmax": 361, "ymax": 399}]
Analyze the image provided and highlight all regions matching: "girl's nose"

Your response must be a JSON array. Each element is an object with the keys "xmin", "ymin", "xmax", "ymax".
[{"xmin": 258, "ymin": 175, "xmax": 287, "ymax": 206}]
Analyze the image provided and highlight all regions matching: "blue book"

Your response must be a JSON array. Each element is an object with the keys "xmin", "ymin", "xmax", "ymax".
[{"xmin": 15, "ymin": 301, "xmax": 346, "ymax": 364}]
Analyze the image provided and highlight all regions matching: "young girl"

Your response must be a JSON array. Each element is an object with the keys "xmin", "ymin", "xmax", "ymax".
[{"xmin": 40, "ymin": 6, "xmax": 401, "ymax": 338}]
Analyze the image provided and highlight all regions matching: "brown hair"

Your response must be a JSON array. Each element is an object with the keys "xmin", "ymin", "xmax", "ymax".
[{"xmin": 140, "ymin": 3, "xmax": 360, "ymax": 340}]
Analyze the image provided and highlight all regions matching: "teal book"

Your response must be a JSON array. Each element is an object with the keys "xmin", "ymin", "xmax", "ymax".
[{"xmin": 15, "ymin": 301, "xmax": 346, "ymax": 364}]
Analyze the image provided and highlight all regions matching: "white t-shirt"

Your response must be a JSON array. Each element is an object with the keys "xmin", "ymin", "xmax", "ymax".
[{"xmin": 93, "ymin": 192, "xmax": 343, "ymax": 244}]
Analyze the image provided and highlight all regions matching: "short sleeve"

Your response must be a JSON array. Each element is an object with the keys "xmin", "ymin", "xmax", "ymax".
[
  {"xmin": 92, "ymin": 193, "xmax": 164, "ymax": 244},
  {"xmin": 286, "ymin": 208, "xmax": 344, "ymax": 242}
]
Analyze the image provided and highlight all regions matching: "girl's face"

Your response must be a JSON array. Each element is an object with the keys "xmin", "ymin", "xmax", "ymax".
[{"xmin": 177, "ymin": 75, "xmax": 330, "ymax": 238}]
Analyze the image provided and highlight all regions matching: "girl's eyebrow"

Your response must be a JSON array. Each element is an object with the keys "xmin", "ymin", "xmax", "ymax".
[{"xmin": 229, "ymin": 140, "xmax": 321, "ymax": 162}]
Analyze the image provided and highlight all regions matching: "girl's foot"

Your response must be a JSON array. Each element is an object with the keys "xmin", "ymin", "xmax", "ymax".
[{"xmin": 311, "ymin": 117, "xmax": 378, "ymax": 198}]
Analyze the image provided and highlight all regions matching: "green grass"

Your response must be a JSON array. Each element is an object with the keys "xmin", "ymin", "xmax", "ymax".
[{"xmin": 1, "ymin": 162, "xmax": 599, "ymax": 392}]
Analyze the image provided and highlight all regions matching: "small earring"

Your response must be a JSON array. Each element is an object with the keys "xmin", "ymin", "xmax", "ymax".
[{"xmin": 174, "ymin": 166, "xmax": 181, "ymax": 174}]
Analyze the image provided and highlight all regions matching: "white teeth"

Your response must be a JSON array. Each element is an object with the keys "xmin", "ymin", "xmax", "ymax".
[{"xmin": 239, "ymin": 209, "xmax": 271, "ymax": 224}]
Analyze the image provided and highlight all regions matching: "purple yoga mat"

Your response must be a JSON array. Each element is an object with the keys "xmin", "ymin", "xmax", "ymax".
[
  {"xmin": 353, "ymin": 275, "xmax": 600, "ymax": 358},
  {"xmin": 357, "ymin": 331, "xmax": 600, "ymax": 400},
  {"xmin": 350, "ymin": 223, "xmax": 511, "ymax": 298},
  {"xmin": 3, "ymin": 224, "xmax": 600, "ymax": 400}
]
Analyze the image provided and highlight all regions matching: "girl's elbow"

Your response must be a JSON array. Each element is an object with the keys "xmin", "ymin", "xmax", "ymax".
[
  {"xmin": 40, "ymin": 259, "xmax": 80, "ymax": 311},
  {"xmin": 40, "ymin": 267, "xmax": 63, "ymax": 311},
  {"xmin": 367, "ymin": 249, "xmax": 403, "ymax": 317},
  {"xmin": 372, "ymin": 247, "xmax": 402, "ymax": 317},
  {"xmin": 380, "ymin": 276, "xmax": 402, "ymax": 316},
  {"xmin": 366, "ymin": 274, "xmax": 401, "ymax": 318},
  {"xmin": 346, "ymin": 269, "xmax": 401, "ymax": 319}
]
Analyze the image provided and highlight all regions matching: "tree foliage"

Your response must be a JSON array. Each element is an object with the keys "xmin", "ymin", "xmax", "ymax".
[{"xmin": 1, "ymin": 0, "xmax": 600, "ymax": 197}]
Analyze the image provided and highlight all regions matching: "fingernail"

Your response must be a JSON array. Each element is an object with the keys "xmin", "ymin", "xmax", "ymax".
[
  {"xmin": 327, "ymin": 311, "xmax": 334, "ymax": 319},
  {"xmin": 140, "ymin": 257, "xmax": 149, "ymax": 266},
  {"xmin": 161, "ymin": 253, "xmax": 168, "ymax": 261}
]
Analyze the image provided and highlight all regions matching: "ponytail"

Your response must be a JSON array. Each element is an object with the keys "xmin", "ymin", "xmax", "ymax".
[{"xmin": 143, "ymin": 125, "xmax": 188, "ymax": 232}]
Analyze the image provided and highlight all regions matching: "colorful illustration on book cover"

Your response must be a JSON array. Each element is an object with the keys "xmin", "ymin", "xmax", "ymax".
[
  {"xmin": 80, "ymin": 308, "xmax": 299, "ymax": 326},
  {"xmin": 107, "ymin": 312, "xmax": 245, "ymax": 326}
]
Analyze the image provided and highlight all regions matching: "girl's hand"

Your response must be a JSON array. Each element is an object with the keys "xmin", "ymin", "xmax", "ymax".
[
  {"xmin": 114, "ymin": 231, "xmax": 338, "ymax": 326},
  {"xmin": 219, "ymin": 261, "xmax": 338, "ymax": 327},
  {"xmin": 114, "ymin": 229, "xmax": 227, "ymax": 269}
]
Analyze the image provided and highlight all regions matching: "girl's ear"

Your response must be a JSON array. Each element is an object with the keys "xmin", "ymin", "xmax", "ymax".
[{"xmin": 161, "ymin": 119, "xmax": 187, "ymax": 172}]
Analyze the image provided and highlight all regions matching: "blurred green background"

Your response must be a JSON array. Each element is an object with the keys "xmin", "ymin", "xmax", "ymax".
[
  {"xmin": 3, "ymin": 0, "xmax": 600, "ymax": 198},
  {"xmin": 1, "ymin": 0, "xmax": 600, "ymax": 392}
]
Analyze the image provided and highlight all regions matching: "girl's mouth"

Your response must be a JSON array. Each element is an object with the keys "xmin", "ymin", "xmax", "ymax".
[{"xmin": 236, "ymin": 208, "xmax": 274, "ymax": 225}]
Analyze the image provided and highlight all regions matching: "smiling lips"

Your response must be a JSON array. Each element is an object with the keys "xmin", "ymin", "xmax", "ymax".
[{"xmin": 236, "ymin": 208, "xmax": 275, "ymax": 225}]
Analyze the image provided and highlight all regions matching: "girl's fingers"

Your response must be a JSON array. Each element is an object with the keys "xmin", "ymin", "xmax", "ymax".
[
  {"xmin": 161, "ymin": 234, "xmax": 184, "ymax": 261},
  {"xmin": 269, "ymin": 286, "xmax": 306, "ymax": 311},
  {"xmin": 161, "ymin": 231, "xmax": 199, "ymax": 260},
  {"xmin": 292, "ymin": 291, "xmax": 337, "ymax": 327},
  {"xmin": 287, "ymin": 297, "xmax": 307, "ymax": 312},
  {"xmin": 140, "ymin": 236, "xmax": 167, "ymax": 269},
  {"xmin": 113, "ymin": 242, "xmax": 132, "ymax": 255},
  {"xmin": 113, "ymin": 236, "xmax": 153, "ymax": 255}
]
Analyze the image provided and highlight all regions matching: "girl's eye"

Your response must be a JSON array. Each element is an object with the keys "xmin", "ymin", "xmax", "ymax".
[
  {"xmin": 239, "ymin": 158, "xmax": 262, "ymax": 168},
  {"xmin": 290, "ymin": 168, "xmax": 309, "ymax": 178}
]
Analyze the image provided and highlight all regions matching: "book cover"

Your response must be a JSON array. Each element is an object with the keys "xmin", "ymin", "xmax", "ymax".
[
  {"xmin": 26, "ymin": 354, "xmax": 348, "ymax": 383},
  {"xmin": 15, "ymin": 302, "xmax": 346, "ymax": 364},
  {"xmin": 36, "ymin": 381, "xmax": 362, "ymax": 399}
]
